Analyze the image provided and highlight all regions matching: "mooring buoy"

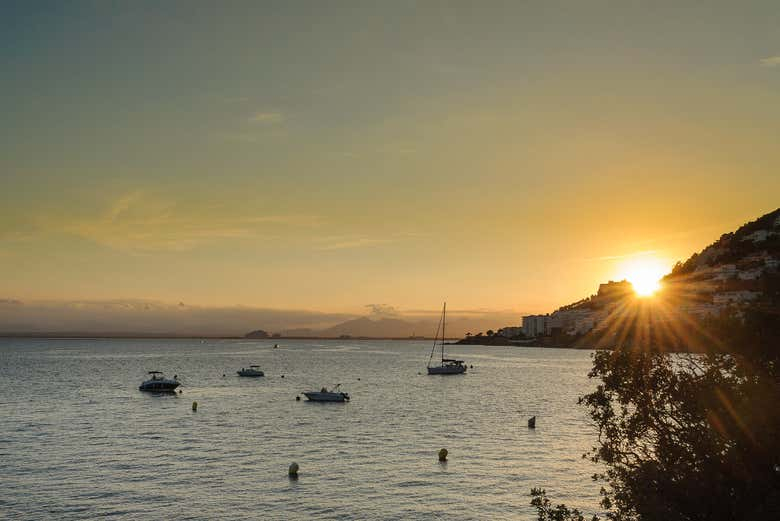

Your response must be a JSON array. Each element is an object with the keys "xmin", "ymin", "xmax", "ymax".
[
  {"xmin": 438, "ymin": 448, "xmax": 448, "ymax": 462},
  {"xmin": 288, "ymin": 462, "xmax": 299, "ymax": 478}
]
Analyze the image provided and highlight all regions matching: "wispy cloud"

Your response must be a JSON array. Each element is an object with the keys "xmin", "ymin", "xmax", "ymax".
[
  {"xmin": 760, "ymin": 56, "xmax": 780, "ymax": 67},
  {"xmin": 249, "ymin": 111, "xmax": 285, "ymax": 124},
  {"xmin": 313, "ymin": 231, "xmax": 424, "ymax": 251},
  {"xmin": 315, "ymin": 236, "xmax": 394, "ymax": 251},
  {"xmin": 49, "ymin": 192, "xmax": 320, "ymax": 253}
]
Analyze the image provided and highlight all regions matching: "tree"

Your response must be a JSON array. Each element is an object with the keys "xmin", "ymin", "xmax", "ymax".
[
  {"xmin": 533, "ymin": 284, "xmax": 780, "ymax": 520},
  {"xmin": 487, "ymin": 329, "xmax": 495, "ymax": 337},
  {"xmin": 531, "ymin": 488, "xmax": 599, "ymax": 521},
  {"xmin": 576, "ymin": 340, "xmax": 780, "ymax": 520}
]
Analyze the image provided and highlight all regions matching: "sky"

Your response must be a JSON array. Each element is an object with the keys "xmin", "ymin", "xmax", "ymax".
[{"xmin": 1, "ymin": 1, "xmax": 779, "ymax": 330}]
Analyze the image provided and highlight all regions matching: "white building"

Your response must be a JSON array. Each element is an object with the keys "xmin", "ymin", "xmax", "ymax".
[
  {"xmin": 741, "ymin": 229, "xmax": 776, "ymax": 243},
  {"xmin": 713, "ymin": 264, "xmax": 738, "ymax": 281},
  {"xmin": 522, "ymin": 315, "xmax": 549, "ymax": 338},
  {"xmin": 738, "ymin": 268, "xmax": 763, "ymax": 280},
  {"xmin": 679, "ymin": 302, "xmax": 721, "ymax": 318},
  {"xmin": 548, "ymin": 308, "xmax": 596, "ymax": 335},
  {"xmin": 713, "ymin": 291, "xmax": 761, "ymax": 306}
]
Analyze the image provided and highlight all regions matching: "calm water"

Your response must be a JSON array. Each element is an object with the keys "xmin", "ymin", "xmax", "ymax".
[{"xmin": 0, "ymin": 339, "xmax": 602, "ymax": 520}]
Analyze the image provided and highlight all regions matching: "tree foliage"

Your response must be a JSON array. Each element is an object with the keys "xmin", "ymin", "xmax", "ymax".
[
  {"xmin": 531, "ymin": 488, "xmax": 599, "ymax": 521},
  {"xmin": 533, "ymin": 305, "xmax": 780, "ymax": 520}
]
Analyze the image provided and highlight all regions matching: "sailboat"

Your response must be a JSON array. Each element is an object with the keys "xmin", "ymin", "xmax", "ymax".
[{"xmin": 427, "ymin": 302, "xmax": 467, "ymax": 375}]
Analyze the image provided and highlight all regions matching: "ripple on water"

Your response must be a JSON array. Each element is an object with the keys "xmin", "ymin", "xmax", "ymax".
[{"xmin": 0, "ymin": 338, "xmax": 602, "ymax": 520}]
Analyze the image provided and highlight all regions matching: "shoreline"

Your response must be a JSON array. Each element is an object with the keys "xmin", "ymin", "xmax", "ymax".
[{"xmin": 0, "ymin": 333, "xmax": 454, "ymax": 341}]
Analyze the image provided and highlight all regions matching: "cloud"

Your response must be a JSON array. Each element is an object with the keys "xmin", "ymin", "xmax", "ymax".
[
  {"xmin": 313, "ymin": 232, "xmax": 424, "ymax": 251},
  {"xmin": 0, "ymin": 299, "xmax": 525, "ymax": 337},
  {"xmin": 760, "ymin": 56, "xmax": 780, "ymax": 67},
  {"xmin": 365, "ymin": 304, "xmax": 401, "ymax": 317},
  {"xmin": 315, "ymin": 236, "xmax": 393, "ymax": 251},
  {"xmin": 52, "ymin": 192, "xmax": 320, "ymax": 252},
  {"xmin": 249, "ymin": 111, "xmax": 285, "ymax": 124},
  {"xmin": 0, "ymin": 299, "xmax": 355, "ymax": 336}
]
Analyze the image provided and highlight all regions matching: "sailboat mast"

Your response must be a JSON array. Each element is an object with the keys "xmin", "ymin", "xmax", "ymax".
[{"xmin": 441, "ymin": 302, "xmax": 446, "ymax": 362}]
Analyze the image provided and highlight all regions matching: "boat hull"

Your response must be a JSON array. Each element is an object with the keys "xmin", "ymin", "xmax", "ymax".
[
  {"xmin": 427, "ymin": 364, "xmax": 467, "ymax": 375},
  {"xmin": 237, "ymin": 370, "xmax": 264, "ymax": 377},
  {"xmin": 139, "ymin": 380, "xmax": 180, "ymax": 392},
  {"xmin": 303, "ymin": 392, "xmax": 349, "ymax": 402}
]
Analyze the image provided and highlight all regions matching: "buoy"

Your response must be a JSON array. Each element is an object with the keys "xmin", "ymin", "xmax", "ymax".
[
  {"xmin": 438, "ymin": 448, "xmax": 448, "ymax": 462},
  {"xmin": 288, "ymin": 462, "xmax": 299, "ymax": 478},
  {"xmin": 192, "ymin": 401, "xmax": 198, "ymax": 412},
  {"xmin": 357, "ymin": 377, "xmax": 361, "ymax": 381},
  {"xmin": 222, "ymin": 374, "xmax": 226, "ymax": 377},
  {"xmin": 528, "ymin": 416, "xmax": 536, "ymax": 429},
  {"xmin": 281, "ymin": 375, "xmax": 285, "ymax": 378},
  {"xmin": 295, "ymin": 395, "xmax": 301, "ymax": 401}
]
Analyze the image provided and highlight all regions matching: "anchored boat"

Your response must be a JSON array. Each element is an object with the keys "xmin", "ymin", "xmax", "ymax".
[
  {"xmin": 427, "ymin": 302, "xmax": 467, "ymax": 375},
  {"xmin": 237, "ymin": 365, "xmax": 265, "ymax": 377},
  {"xmin": 303, "ymin": 384, "xmax": 350, "ymax": 402},
  {"xmin": 139, "ymin": 371, "xmax": 180, "ymax": 392}
]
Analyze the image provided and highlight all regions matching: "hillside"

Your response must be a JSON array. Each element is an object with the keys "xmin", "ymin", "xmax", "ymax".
[{"xmin": 527, "ymin": 208, "xmax": 780, "ymax": 352}]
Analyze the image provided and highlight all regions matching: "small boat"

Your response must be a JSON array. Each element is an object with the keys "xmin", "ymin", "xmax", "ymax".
[
  {"xmin": 427, "ymin": 302, "xmax": 467, "ymax": 375},
  {"xmin": 237, "ymin": 365, "xmax": 265, "ymax": 377},
  {"xmin": 139, "ymin": 371, "xmax": 180, "ymax": 392},
  {"xmin": 303, "ymin": 384, "xmax": 350, "ymax": 402}
]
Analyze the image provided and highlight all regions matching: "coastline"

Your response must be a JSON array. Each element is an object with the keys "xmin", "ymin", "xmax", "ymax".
[{"xmin": 0, "ymin": 333, "xmax": 452, "ymax": 341}]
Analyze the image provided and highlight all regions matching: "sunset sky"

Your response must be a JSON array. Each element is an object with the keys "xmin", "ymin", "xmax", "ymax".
[{"xmin": 2, "ymin": 1, "xmax": 779, "ymax": 321}]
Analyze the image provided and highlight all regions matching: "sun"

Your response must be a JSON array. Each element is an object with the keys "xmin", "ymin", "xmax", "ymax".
[{"xmin": 618, "ymin": 259, "xmax": 667, "ymax": 297}]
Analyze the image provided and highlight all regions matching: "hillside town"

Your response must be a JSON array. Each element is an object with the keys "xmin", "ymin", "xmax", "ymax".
[{"xmin": 479, "ymin": 209, "xmax": 780, "ymax": 350}]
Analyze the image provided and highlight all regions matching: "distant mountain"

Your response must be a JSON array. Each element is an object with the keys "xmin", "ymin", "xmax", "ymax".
[
  {"xmin": 318, "ymin": 317, "xmax": 427, "ymax": 338},
  {"xmin": 273, "ymin": 312, "xmax": 524, "ymax": 339},
  {"xmin": 245, "ymin": 329, "xmax": 270, "ymax": 338}
]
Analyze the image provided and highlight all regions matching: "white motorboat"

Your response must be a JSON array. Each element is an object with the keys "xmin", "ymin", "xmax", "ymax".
[
  {"xmin": 139, "ymin": 371, "xmax": 180, "ymax": 392},
  {"xmin": 303, "ymin": 384, "xmax": 350, "ymax": 402},
  {"xmin": 427, "ymin": 302, "xmax": 467, "ymax": 375},
  {"xmin": 237, "ymin": 365, "xmax": 265, "ymax": 377}
]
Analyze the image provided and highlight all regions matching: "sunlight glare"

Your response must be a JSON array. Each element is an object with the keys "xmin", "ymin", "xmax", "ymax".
[{"xmin": 618, "ymin": 258, "xmax": 667, "ymax": 297}]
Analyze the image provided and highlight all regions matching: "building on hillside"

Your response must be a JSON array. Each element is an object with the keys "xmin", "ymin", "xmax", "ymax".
[
  {"xmin": 713, "ymin": 264, "xmax": 738, "ymax": 281},
  {"xmin": 597, "ymin": 280, "xmax": 634, "ymax": 298},
  {"xmin": 572, "ymin": 314, "xmax": 597, "ymax": 335},
  {"xmin": 549, "ymin": 308, "xmax": 596, "ymax": 336},
  {"xmin": 713, "ymin": 291, "xmax": 761, "ymax": 306},
  {"xmin": 679, "ymin": 302, "xmax": 720, "ymax": 318},
  {"xmin": 522, "ymin": 315, "xmax": 549, "ymax": 338},
  {"xmin": 741, "ymin": 229, "xmax": 776, "ymax": 243},
  {"xmin": 738, "ymin": 268, "xmax": 763, "ymax": 280}
]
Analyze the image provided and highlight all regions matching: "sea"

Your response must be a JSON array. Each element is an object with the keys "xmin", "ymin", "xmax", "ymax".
[{"xmin": 0, "ymin": 338, "xmax": 603, "ymax": 520}]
